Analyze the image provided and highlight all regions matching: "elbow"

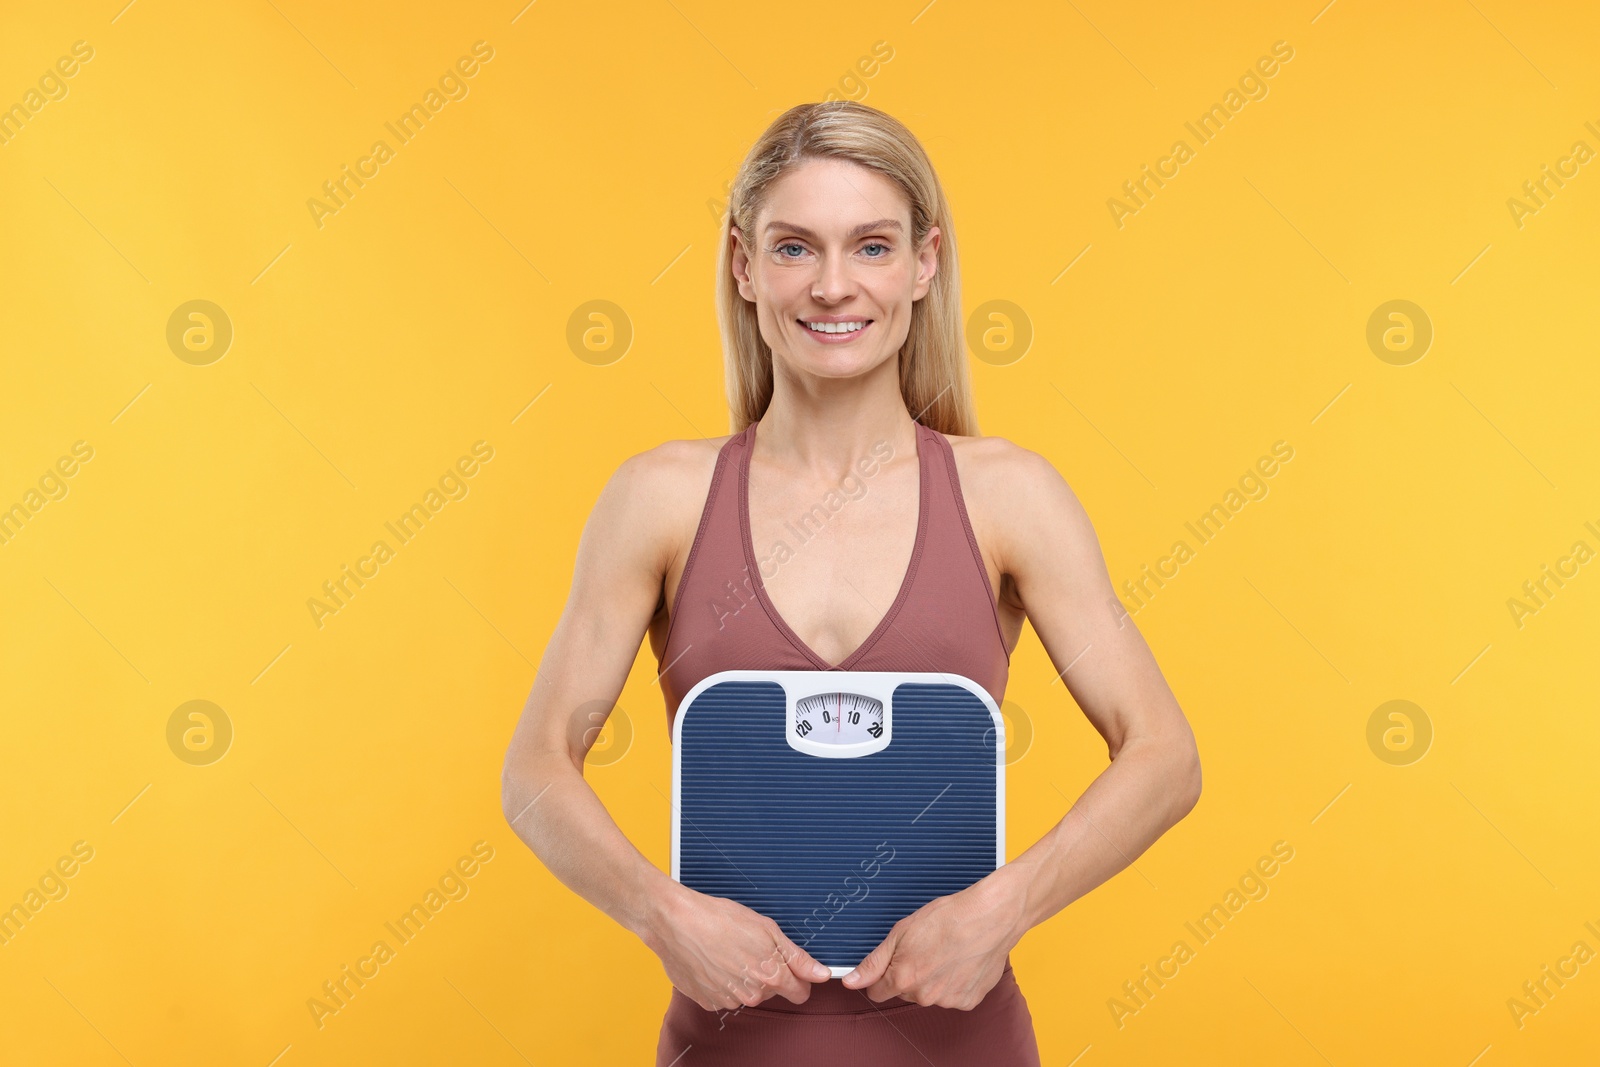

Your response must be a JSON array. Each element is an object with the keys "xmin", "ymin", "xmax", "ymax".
[
  {"xmin": 501, "ymin": 744, "xmax": 574, "ymax": 834},
  {"xmin": 1174, "ymin": 740, "xmax": 1202, "ymax": 820},
  {"xmin": 1114, "ymin": 720, "xmax": 1201, "ymax": 826},
  {"xmin": 499, "ymin": 757, "xmax": 522, "ymax": 829},
  {"xmin": 500, "ymin": 746, "xmax": 544, "ymax": 831}
]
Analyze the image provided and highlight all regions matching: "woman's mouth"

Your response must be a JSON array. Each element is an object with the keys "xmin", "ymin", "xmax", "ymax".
[{"xmin": 799, "ymin": 319, "xmax": 872, "ymax": 343}]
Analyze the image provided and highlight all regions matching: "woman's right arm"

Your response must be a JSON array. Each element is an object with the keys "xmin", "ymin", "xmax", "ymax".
[{"xmin": 499, "ymin": 444, "xmax": 832, "ymax": 1011}]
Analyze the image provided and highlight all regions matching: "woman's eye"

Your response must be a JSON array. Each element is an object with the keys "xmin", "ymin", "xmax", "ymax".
[{"xmin": 771, "ymin": 241, "xmax": 890, "ymax": 259}]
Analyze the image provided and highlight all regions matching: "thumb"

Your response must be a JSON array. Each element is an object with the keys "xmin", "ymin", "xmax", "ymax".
[
  {"xmin": 775, "ymin": 932, "xmax": 832, "ymax": 982},
  {"xmin": 841, "ymin": 927, "xmax": 898, "ymax": 989}
]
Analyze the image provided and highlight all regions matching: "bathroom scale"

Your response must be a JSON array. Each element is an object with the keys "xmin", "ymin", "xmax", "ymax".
[{"xmin": 671, "ymin": 669, "xmax": 1005, "ymax": 977}]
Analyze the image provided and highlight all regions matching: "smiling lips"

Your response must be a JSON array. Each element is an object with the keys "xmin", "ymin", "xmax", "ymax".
[{"xmin": 800, "ymin": 318, "xmax": 872, "ymax": 341}]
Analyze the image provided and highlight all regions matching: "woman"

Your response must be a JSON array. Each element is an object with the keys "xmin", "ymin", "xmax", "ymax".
[{"xmin": 500, "ymin": 100, "xmax": 1202, "ymax": 1065}]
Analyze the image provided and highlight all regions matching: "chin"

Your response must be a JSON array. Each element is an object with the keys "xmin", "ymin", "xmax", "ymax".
[{"xmin": 791, "ymin": 352, "xmax": 887, "ymax": 380}]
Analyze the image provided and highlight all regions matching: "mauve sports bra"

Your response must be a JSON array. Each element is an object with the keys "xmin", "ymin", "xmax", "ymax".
[
  {"xmin": 657, "ymin": 418, "xmax": 1010, "ymax": 730},
  {"xmin": 651, "ymin": 418, "xmax": 1040, "ymax": 1066}
]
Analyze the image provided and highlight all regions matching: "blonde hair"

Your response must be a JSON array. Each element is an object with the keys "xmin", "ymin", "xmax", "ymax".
[{"xmin": 715, "ymin": 101, "xmax": 978, "ymax": 437}]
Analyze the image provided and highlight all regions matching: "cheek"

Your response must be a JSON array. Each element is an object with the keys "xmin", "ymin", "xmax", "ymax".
[
  {"xmin": 871, "ymin": 262, "xmax": 915, "ymax": 297},
  {"xmin": 760, "ymin": 277, "xmax": 812, "ymax": 326},
  {"xmin": 754, "ymin": 303, "xmax": 792, "ymax": 351},
  {"xmin": 756, "ymin": 301, "xmax": 786, "ymax": 333},
  {"xmin": 866, "ymin": 277, "xmax": 912, "ymax": 319},
  {"xmin": 767, "ymin": 270, "xmax": 810, "ymax": 306}
]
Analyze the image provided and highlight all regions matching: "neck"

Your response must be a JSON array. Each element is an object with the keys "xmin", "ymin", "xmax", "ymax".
[{"xmin": 754, "ymin": 357, "xmax": 918, "ymax": 478}]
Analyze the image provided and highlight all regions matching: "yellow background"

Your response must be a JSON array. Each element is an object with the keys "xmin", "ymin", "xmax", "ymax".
[{"xmin": 2, "ymin": 0, "xmax": 1597, "ymax": 1063}]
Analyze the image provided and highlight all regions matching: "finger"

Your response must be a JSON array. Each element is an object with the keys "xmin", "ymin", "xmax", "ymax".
[
  {"xmin": 724, "ymin": 967, "xmax": 769, "ymax": 1009},
  {"xmin": 840, "ymin": 926, "xmax": 898, "ymax": 990},
  {"xmin": 720, "ymin": 938, "xmax": 806, "ymax": 1008},
  {"xmin": 764, "ymin": 934, "xmax": 827, "ymax": 1004},
  {"xmin": 864, "ymin": 970, "xmax": 908, "ymax": 1004},
  {"xmin": 696, "ymin": 988, "xmax": 737, "ymax": 1012},
  {"xmin": 746, "ymin": 933, "xmax": 815, "ymax": 1005},
  {"xmin": 747, "ymin": 947, "xmax": 804, "ymax": 1006},
  {"xmin": 773, "ymin": 973, "xmax": 815, "ymax": 1006},
  {"xmin": 775, "ymin": 931, "xmax": 832, "ymax": 983}
]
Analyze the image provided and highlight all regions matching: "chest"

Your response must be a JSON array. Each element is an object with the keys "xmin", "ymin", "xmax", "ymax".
[
  {"xmin": 745, "ymin": 458, "xmax": 924, "ymax": 666},
  {"xmin": 652, "ymin": 433, "xmax": 1023, "ymax": 668}
]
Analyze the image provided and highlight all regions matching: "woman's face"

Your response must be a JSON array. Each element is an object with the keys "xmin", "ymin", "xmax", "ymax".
[{"xmin": 732, "ymin": 157, "xmax": 939, "ymax": 383}]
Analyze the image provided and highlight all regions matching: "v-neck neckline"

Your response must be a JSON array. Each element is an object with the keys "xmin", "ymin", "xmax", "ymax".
[{"xmin": 737, "ymin": 418, "xmax": 929, "ymax": 672}]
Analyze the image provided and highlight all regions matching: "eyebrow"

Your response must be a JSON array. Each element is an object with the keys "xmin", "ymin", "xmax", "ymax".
[{"xmin": 763, "ymin": 218, "xmax": 904, "ymax": 241}]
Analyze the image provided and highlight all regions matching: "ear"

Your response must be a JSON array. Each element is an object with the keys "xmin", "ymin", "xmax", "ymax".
[
  {"xmin": 729, "ymin": 225, "xmax": 755, "ymax": 302},
  {"xmin": 912, "ymin": 225, "xmax": 940, "ymax": 301}
]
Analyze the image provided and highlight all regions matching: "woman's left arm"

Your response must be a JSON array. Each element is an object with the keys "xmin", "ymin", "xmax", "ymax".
[{"xmin": 843, "ymin": 442, "xmax": 1202, "ymax": 1007}]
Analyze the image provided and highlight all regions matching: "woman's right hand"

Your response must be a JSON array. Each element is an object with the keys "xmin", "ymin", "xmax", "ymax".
[{"xmin": 640, "ymin": 882, "xmax": 833, "ymax": 1011}]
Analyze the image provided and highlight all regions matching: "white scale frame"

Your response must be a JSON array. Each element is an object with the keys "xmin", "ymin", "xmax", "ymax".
[{"xmin": 671, "ymin": 668, "xmax": 1007, "ymax": 975}]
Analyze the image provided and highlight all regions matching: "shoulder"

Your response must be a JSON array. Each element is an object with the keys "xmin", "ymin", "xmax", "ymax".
[
  {"xmin": 588, "ymin": 435, "xmax": 735, "ymax": 564},
  {"xmin": 601, "ymin": 434, "xmax": 733, "ymax": 518},
  {"xmin": 611, "ymin": 435, "xmax": 733, "ymax": 492},
  {"xmin": 938, "ymin": 432, "xmax": 1078, "ymax": 503},
  {"xmin": 937, "ymin": 431, "xmax": 1094, "ymax": 560}
]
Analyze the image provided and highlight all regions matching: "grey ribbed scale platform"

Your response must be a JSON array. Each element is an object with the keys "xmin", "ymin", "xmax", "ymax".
[{"xmin": 671, "ymin": 670, "xmax": 1005, "ymax": 975}]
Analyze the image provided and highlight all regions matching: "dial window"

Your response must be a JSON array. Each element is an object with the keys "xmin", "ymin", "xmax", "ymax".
[{"xmin": 793, "ymin": 692, "xmax": 884, "ymax": 745}]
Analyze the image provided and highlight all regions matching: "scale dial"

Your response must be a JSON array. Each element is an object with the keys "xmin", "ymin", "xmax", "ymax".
[{"xmin": 793, "ymin": 692, "xmax": 884, "ymax": 746}]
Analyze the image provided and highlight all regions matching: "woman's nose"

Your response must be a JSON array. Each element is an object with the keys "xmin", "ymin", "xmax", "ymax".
[{"xmin": 811, "ymin": 255, "xmax": 855, "ymax": 301}]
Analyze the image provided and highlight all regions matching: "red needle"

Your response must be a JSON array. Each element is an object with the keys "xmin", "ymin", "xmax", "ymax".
[{"xmin": 836, "ymin": 693, "xmax": 841, "ymax": 733}]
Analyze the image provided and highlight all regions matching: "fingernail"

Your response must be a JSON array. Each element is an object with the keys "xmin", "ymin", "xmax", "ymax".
[
  {"xmin": 843, "ymin": 970, "xmax": 857, "ymax": 983},
  {"xmin": 812, "ymin": 963, "xmax": 829, "ymax": 979}
]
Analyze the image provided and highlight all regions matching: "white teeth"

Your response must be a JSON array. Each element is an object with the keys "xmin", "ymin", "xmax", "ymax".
[{"xmin": 803, "ymin": 320, "xmax": 868, "ymax": 334}]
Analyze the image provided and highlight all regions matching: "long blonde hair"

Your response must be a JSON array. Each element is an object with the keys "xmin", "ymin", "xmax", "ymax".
[{"xmin": 715, "ymin": 101, "xmax": 978, "ymax": 437}]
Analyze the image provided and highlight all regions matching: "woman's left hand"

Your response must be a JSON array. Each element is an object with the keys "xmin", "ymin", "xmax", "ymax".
[{"xmin": 839, "ymin": 872, "xmax": 1026, "ymax": 1010}]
